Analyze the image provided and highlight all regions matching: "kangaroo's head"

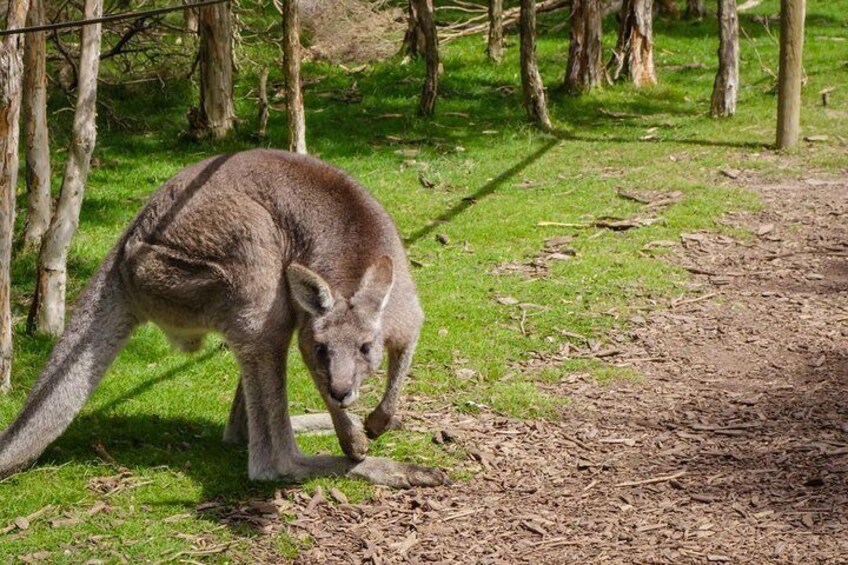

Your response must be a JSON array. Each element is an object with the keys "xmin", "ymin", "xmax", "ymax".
[{"xmin": 286, "ymin": 256, "xmax": 394, "ymax": 409}]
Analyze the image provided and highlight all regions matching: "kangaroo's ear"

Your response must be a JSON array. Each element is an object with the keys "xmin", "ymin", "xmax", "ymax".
[
  {"xmin": 354, "ymin": 256, "xmax": 395, "ymax": 314},
  {"xmin": 287, "ymin": 263, "xmax": 335, "ymax": 316}
]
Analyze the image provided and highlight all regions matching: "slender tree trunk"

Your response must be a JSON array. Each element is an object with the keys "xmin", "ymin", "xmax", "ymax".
[
  {"xmin": 196, "ymin": 0, "xmax": 235, "ymax": 139},
  {"xmin": 685, "ymin": 0, "xmax": 705, "ymax": 19},
  {"xmin": 608, "ymin": 0, "xmax": 657, "ymax": 87},
  {"xmin": 282, "ymin": 0, "xmax": 306, "ymax": 153},
  {"xmin": 710, "ymin": 0, "xmax": 739, "ymax": 117},
  {"xmin": 487, "ymin": 0, "xmax": 505, "ymax": 62},
  {"xmin": 184, "ymin": 0, "xmax": 198, "ymax": 33},
  {"xmin": 776, "ymin": 0, "xmax": 805, "ymax": 149},
  {"xmin": 258, "ymin": 67, "xmax": 269, "ymax": 140},
  {"xmin": 0, "ymin": 0, "xmax": 30, "ymax": 392},
  {"xmin": 416, "ymin": 0, "xmax": 439, "ymax": 116},
  {"xmin": 29, "ymin": 0, "xmax": 103, "ymax": 338},
  {"xmin": 565, "ymin": 0, "xmax": 605, "ymax": 93},
  {"xmin": 403, "ymin": 0, "xmax": 426, "ymax": 58},
  {"xmin": 520, "ymin": 0, "xmax": 553, "ymax": 130},
  {"xmin": 22, "ymin": 0, "xmax": 52, "ymax": 254}
]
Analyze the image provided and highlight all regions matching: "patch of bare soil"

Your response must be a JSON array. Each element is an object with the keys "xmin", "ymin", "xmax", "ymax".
[
  {"xmin": 275, "ymin": 178, "xmax": 848, "ymax": 563},
  {"xmin": 300, "ymin": 0, "xmax": 405, "ymax": 64}
]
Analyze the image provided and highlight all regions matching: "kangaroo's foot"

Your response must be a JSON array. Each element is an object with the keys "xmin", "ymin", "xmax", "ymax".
[
  {"xmin": 255, "ymin": 454, "xmax": 448, "ymax": 488},
  {"xmin": 347, "ymin": 456, "xmax": 447, "ymax": 488},
  {"xmin": 364, "ymin": 407, "xmax": 402, "ymax": 439}
]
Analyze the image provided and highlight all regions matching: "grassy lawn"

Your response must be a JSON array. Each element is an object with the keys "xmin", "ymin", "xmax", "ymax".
[{"xmin": 1, "ymin": 0, "xmax": 847, "ymax": 561}]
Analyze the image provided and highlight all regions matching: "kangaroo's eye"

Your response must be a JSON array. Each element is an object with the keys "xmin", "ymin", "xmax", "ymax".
[
  {"xmin": 360, "ymin": 342, "xmax": 372, "ymax": 356},
  {"xmin": 314, "ymin": 343, "xmax": 328, "ymax": 359}
]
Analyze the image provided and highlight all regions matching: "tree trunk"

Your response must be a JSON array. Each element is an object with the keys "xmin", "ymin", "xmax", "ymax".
[
  {"xmin": 184, "ymin": 0, "xmax": 198, "ymax": 33},
  {"xmin": 403, "ymin": 0, "xmax": 426, "ymax": 58},
  {"xmin": 0, "ymin": 0, "xmax": 30, "ymax": 392},
  {"xmin": 520, "ymin": 0, "xmax": 553, "ymax": 130},
  {"xmin": 196, "ymin": 0, "xmax": 235, "ymax": 139},
  {"xmin": 776, "ymin": 0, "xmax": 805, "ymax": 150},
  {"xmin": 22, "ymin": 0, "xmax": 52, "ymax": 254},
  {"xmin": 608, "ymin": 0, "xmax": 657, "ymax": 87},
  {"xmin": 416, "ymin": 0, "xmax": 439, "ymax": 116},
  {"xmin": 685, "ymin": 0, "xmax": 705, "ymax": 19},
  {"xmin": 565, "ymin": 0, "xmax": 605, "ymax": 93},
  {"xmin": 710, "ymin": 0, "xmax": 739, "ymax": 117},
  {"xmin": 487, "ymin": 0, "xmax": 504, "ymax": 62},
  {"xmin": 282, "ymin": 0, "xmax": 306, "ymax": 153},
  {"xmin": 258, "ymin": 67, "xmax": 269, "ymax": 140},
  {"xmin": 29, "ymin": 0, "xmax": 103, "ymax": 338}
]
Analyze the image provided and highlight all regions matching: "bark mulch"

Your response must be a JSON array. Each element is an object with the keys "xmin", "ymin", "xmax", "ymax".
[{"xmin": 261, "ymin": 179, "xmax": 848, "ymax": 563}]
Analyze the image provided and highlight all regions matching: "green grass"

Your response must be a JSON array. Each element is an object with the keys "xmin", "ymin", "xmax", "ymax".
[{"xmin": 2, "ymin": 0, "xmax": 848, "ymax": 561}]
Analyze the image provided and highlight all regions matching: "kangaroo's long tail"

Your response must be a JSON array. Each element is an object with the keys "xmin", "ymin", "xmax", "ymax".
[{"xmin": 0, "ymin": 251, "xmax": 139, "ymax": 477}]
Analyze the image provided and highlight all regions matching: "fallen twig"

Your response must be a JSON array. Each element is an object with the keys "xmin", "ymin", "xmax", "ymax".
[
  {"xmin": 616, "ymin": 470, "xmax": 687, "ymax": 487},
  {"xmin": 671, "ymin": 292, "xmax": 718, "ymax": 309}
]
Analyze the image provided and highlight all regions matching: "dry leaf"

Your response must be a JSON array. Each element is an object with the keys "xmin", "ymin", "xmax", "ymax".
[{"xmin": 757, "ymin": 223, "xmax": 775, "ymax": 236}]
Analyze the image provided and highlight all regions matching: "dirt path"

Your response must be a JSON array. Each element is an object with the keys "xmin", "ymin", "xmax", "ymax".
[{"xmin": 289, "ymin": 179, "xmax": 848, "ymax": 564}]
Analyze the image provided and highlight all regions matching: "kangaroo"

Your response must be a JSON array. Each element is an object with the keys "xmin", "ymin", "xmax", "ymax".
[{"xmin": 0, "ymin": 149, "xmax": 446, "ymax": 488}]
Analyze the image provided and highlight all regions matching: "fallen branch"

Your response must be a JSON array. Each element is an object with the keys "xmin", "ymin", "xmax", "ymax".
[
  {"xmin": 538, "ymin": 217, "xmax": 662, "ymax": 231},
  {"xmin": 671, "ymin": 292, "xmax": 717, "ymax": 309},
  {"xmin": 616, "ymin": 470, "xmax": 687, "ymax": 487},
  {"xmin": 441, "ymin": 0, "xmax": 569, "ymax": 43},
  {"xmin": 737, "ymin": 0, "xmax": 762, "ymax": 12}
]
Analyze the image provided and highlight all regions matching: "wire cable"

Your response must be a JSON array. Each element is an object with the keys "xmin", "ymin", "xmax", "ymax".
[{"xmin": 0, "ymin": 0, "xmax": 230, "ymax": 37}]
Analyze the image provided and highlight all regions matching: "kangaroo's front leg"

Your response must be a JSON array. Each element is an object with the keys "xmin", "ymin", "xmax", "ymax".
[
  {"xmin": 321, "ymin": 393, "xmax": 369, "ymax": 461},
  {"xmin": 365, "ymin": 342, "xmax": 415, "ymax": 439}
]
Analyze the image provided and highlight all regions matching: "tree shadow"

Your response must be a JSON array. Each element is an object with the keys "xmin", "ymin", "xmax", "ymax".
[
  {"xmin": 657, "ymin": 347, "xmax": 848, "ymax": 525},
  {"xmin": 405, "ymin": 135, "xmax": 561, "ymax": 245}
]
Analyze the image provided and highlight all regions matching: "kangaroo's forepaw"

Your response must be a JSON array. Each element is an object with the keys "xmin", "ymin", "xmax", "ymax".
[
  {"xmin": 364, "ymin": 409, "xmax": 402, "ymax": 439},
  {"xmin": 338, "ymin": 421, "xmax": 369, "ymax": 462},
  {"xmin": 347, "ymin": 457, "xmax": 448, "ymax": 489}
]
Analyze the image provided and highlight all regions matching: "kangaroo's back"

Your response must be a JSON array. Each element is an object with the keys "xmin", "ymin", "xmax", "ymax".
[{"xmin": 125, "ymin": 151, "xmax": 410, "ymax": 298}]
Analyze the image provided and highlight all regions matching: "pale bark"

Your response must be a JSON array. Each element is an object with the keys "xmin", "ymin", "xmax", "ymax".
[
  {"xmin": 487, "ymin": 0, "xmax": 504, "ymax": 62},
  {"xmin": 0, "ymin": 0, "xmax": 30, "ymax": 392},
  {"xmin": 776, "ymin": 0, "xmax": 806, "ymax": 149},
  {"xmin": 22, "ymin": 0, "xmax": 52, "ymax": 253},
  {"xmin": 184, "ymin": 0, "xmax": 198, "ymax": 33},
  {"xmin": 282, "ymin": 0, "xmax": 306, "ymax": 153},
  {"xmin": 685, "ymin": 0, "xmax": 706, "ymax": 19},
  {"xmin": 565, "ymin": 0, "xmax": 605, "ymax": 93},
  {"xmin": 416, "ymin": 0, "xmax": 439, "ymax": 116},
  {"xmin": 520, "ymin": 0, "xmax": 553, "ymax": 130},
  {"xmin": 196, "ymin": 0, "xmax": 235, "ymax": 139},
  {"xmin": 30, "ymin": 0, "xmax": 103, "ymax": 338},
  {"xmin": 258, "ymin": 67, "xmax": 269, "ymax": 140},
  {"xmin": 609, "ymin": 0, "xmax": 657, "ymax": 87},
  {"xmin": 710, "ymin": 0, "xmax": 739, "ymax": 117}
]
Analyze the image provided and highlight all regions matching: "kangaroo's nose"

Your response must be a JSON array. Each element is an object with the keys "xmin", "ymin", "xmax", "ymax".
[{"xmin": 330, "ymin": 386, "xmax": 357, "ymax": 408}]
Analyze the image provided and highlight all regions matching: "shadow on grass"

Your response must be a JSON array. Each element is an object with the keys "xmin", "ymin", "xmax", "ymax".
[
  {"xmin": 96, "ymin": 348, "xmax": 221, "ymax": 416},
  {"xmin": 406, "ymin": 136, "xmax": 561, "ymax": 245}
]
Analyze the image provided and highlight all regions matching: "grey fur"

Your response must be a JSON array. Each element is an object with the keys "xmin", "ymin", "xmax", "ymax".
[{"xmin": 0, "ymin": 149, "xmax": 445, "ymax": 488}]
